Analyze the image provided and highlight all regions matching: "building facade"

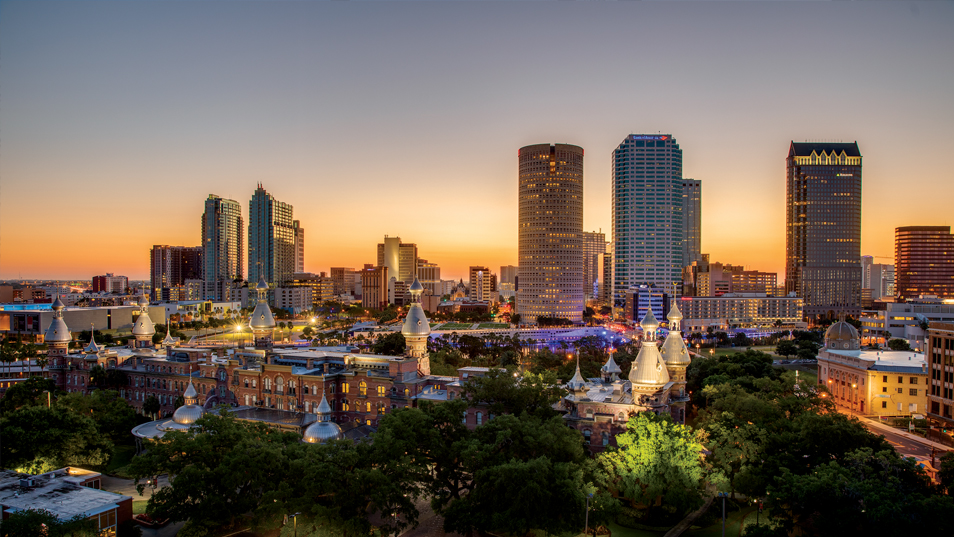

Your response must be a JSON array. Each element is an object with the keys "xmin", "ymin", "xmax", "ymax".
[
  {"xmin": 150, "ymin": 245, "xmax": 202, "ymax": 301},
  {"xmin": 330, "ymin": 267, "xmax": 356, "ymax": 297},
  {"xmin": 248, "ymin": 184, "xmax": 297, "ymax": 286},
  {"xmin": 468, "ymin": 266, "xmax": 494, "ymax": 303},
  {"xmin": 677, "ymin": 294, "xmax": 804, "ymax": 331},
  {"xmin": 517, "ymin": 143, "xmax": 584, "ymax": 323},
  {"xmin": 582, "ymin": 231, "xmax": 608, "ymax": 301},
  {"xmin": 202, "ymin": 194, "xmax": 244, "ymax": 301},
  {"xmin": 785, "ymin": 142, "xmax": 863, "ymax": 321},
  {"xmin": 612, "ymin": 134, "xmax": 685, "ymax": 302},
  {"xmin": 682, "ymin": 178, "xmax": 702, "ymax": 267},
  {"xmin": 360, "ymin": 265, "xmax": 389, "ymax": 309},
  {"xmin": 92, "ymin": 274, "xmax": 128, "ymax": 295},
  {"xmin": 294, "ymin": 220, "xmax": 305, "ymax": 273},
  {"xmin": 377, "ymin": 236, "xmax": 418, "ymax": 284},
  {"xmin": 926, "ymin": 322, "xmax": 954, "ymax": 428},
  {"xmin": 895, "ymin": 226, "xmax": 954, "ymax": 300}
]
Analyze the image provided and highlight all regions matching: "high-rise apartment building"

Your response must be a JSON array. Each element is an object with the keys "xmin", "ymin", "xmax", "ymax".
[
  {"xmin": 896, "ymin": 226, "xmax": 954, "ymax": 300},
  {"xmin": 150, "ymin": 246, "xmax": 202, "ymax": 301},
  {"xmin": 92, "ymin": 274, "xmax": 128, "ymax": 294},
  {"xmin": 418, "ymin": 260, "xmax": 441, "ymax": 298},
  {"xmin": 785, "ymin": 142, "xmax": 862, "ymax": 320},
  {"xmin": 612, "ymin": 134, "xmax": 685, "ymax": 303},
  {"xmin": 330, "ymin": 267, "xmax": 357, "ymax": 297},
  {"xmin": 202, "ymin": 194, "xmax": 244, "ymax": 301},
  {"xmin": 517, "ymin": 143, "xmax": 584, "ymax": 323},
  {"xmin": 582, "ymin": 231, "xmax": 608, "ymax": 301},
  {"xmin": 248, "ymin": 185, "xmax": 297, "ymax": 286},
  {"xmin": 376, "ymin": 236, "xmax": 418, "ymax": 283},
  {"xmin": 682, "ymin": 179, "xmax": 702, "ymax": 267},
  {"xmin": 469, "ymin": 266, "xmax": 494, "ymax": 303},
  {"xmin": 293, "ymin": 220, "xmax": 305, "ymax": 273},
  {"xmin": 360, "ymin": 265, "xmax": 389, "ymax": 310}
]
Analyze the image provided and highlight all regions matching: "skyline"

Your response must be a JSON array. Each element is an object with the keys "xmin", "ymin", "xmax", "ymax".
[{"xmin": 1, "ymin": 1, "xmax": 952, "ymax": 281}]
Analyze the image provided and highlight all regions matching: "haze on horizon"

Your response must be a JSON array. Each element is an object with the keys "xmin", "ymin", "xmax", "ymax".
[{"xmin": 1, "ymin": 1, "xmax": 951, "ymax": 282}]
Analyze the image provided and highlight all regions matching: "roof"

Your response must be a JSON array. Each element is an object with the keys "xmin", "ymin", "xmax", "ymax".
[
  {"xmin": 0, "ymin": 469, "xmax": 131, "ymax": 521},
  {"xmin": 789, "ymin": 141, "xmax": 861, "ymax": 157}
]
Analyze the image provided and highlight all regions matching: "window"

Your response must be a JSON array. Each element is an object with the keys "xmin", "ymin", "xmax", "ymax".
[
  {"xmin": 366, "ymin": 402, "xmax": 372, "ymax": 413},
  {"xmin": 910, "ymin": 377, "xmax": 918, "ymax": 385},
  {"xmin": 909, "ymin": 403, "xmax": 918, "ymax": 413},
  {"xmin": 897, "ymin": 403, "xmax": 903, "ymax": 411},
  {"xmin": 602, "ymin": 432, "xmax": 610, "ymax": 447},
  {"xmin": 476, "ymin": 412, "xmax": 483, "ymax": 425},
  {"xmin": 910, "ymin": 389, "xmax": 918, "ymax": 396},
  {"xmin": 583, "ymin": 430, "xmax": 591, "ymax": 445},
  {"xmin": 359, "ymin": 381, "xmax": 367, "ymax": 397},
  {"xmin": 882, "ymin": 387, "xmax": 887, "ymax": 393},
  {"xmin": 343, "ymin": 382, "xmax": 349, "ymax": 394},
  {"xmin": 897, "ymin": 388, "xmax": 903, "ymax": 394},
  {"xmin": 377, "ymin": 386, "xmax": 386, "ymax": 397},
  {"xmin": 882, "ymin": 401, "xmax": 887, "ymax": 409},
  {"xmin": 898, "ymin": 376, "xmax": 903, "ymax": 383}
]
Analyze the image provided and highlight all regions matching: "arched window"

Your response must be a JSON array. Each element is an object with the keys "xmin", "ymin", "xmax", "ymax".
[
  {"xmin": 289, "ymin": 379, "xmax": 296, "ymax": 395},
  {"xmin": 303, "ymin": 385, "xmax": 309, "ymax": 395},
  {"xmin": 275, "ymin": 377, "xmax": 284, "ymax": 394},
  {"xmin": 305, "ymin": 401, "xmax": 311, "ymax": 412},
  {"xmin": 583, "ymin": 430, "xmax": 591, "ymax": 445},
  {"xmin": 602, "ymin": 432, "xmax": 610, "ymax": 446},
  {"xmin": 359, "ymin": 381, "xmax": 367, "ymax": 397},
  {"xmin": 404, "ymin": 388, "xmax": 410, "ymax": 397},
  {"xmin": 366, "ymin": 402, "xmax": 372, "ymax": 413},
  {"xmin": 244, "ymin": 394, "xmax": 250, "ymax": 406},
  {"xmin": 330, "ymin": 384, "xmax": 336, "ymax": 394},
  {"xmin": 343, "ymin": 382, "xmax": 350, "ymax": 394},
  {"xmin": 244, "ymin": 379, "xmax": 249, "ymax": 388},
  {"xmin": 377, "ymin": 386, "xmax": 386, "ymax": 397},
  {"xmin": 342, "ymin": 401, "xmax": 350, "ymax": 411},
  {"xmin": 476, "ymin": 412, "xmax": 483, "ymax": 425}
]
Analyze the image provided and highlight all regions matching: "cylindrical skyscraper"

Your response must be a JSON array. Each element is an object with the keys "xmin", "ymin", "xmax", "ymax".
[{"xmin": 517, "ymin": 143, "xmax": 584, "ymax": 323}]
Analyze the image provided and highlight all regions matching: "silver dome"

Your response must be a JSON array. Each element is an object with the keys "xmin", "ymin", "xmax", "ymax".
[
  {"xmin": 172, "ymin": 404, "xmax": 204, "ymax": 426},
  {"xmin": 132, "ymin": 307, "xmax": 156, "ymax": 337},
  {"xmin": 667, "ymin": 302, "xmax": 683, "ymax": 324},
  {"xmin": 249, "ymin": 302, "xmax": 276, "ymax": 330},
  {"xmin": 640, "ymin": 308, "xmax": 659, "ymax": 334},
  {"xmin": 44, "ymin": 297, "xmax": 71, "ymax": 344},
  {"xmin": 401, "ymin": 304, "xmax": 430, "ymax": 338},
  {"xmin": 629, "ymin": 341, "xmax": 670, "ymax": 387},
  {"xmin": 660, "ymin": 330, "xmax": 691, "ymax": 366},
  {"xmin": 302, "ymin": 421, "xmax": 343, "ymax": 444}
]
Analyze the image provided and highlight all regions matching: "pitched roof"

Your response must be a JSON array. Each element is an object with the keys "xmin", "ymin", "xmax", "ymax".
[{"xmin": 789, "ymin": 141, "xmax": 861, "ymax": 158}]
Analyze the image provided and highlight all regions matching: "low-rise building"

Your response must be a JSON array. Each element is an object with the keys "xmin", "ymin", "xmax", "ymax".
[
  {"xmin": 859, "ymin": 300, "xmax": 954, "ymax": 351},
  {"xmin": 677, "ymin": 293, "xmax": 804, "ymax": 331},
  {"xmin": 926, "ymin": 322, "xmax": 954, "ymax": 428},
  {"xmin": 817, "ymin": 320, "xmax": 927, "ymax": 417}
]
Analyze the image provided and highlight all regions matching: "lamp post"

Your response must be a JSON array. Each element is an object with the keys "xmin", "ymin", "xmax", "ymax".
[
  {"xmin": 718, "ymin": 492, "xmax": 729, "ymax": 537},
  {"xmin": 584, "ymin": 492, "xmax": 594, "ymax": 536}
]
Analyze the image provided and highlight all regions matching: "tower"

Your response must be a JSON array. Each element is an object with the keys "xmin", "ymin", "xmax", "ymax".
[
  {"xmin": 402, "ymin": 277, "xmax": 431, "ymax": 376},
  {"xmin": 895, "ymin": 226, "xmax": 954, "ymax": 300},
  {"xmin": 249, "ymin": 276, "xmax": 277, "ymax": 349},
  {"xmin": 202, "ymin": 195, "xmax": 244, "ymax": 300},
  {"xmin": 612, "ymin": 134, "xmax": 685, "ymax": 304},
  {"xmin": 660, "ymin": 302, "xmax": 691, "ymax": 423},
  {"xmin": 628, "ymin": 308, "xmax": 670, "ymax": 396},
  {"xmin": 248, "ymin": 184, "xmax": 296, "ymax": 286},
  {"xmin": 44, "ymin": 296, "xmax": 71, "ymax": 374},
  {"xmin": 786, "ymin": 142, "xmax": 862, "ymax": 320},
  {"xmin": 132, "ymin": 296, "xmax": 156, "ymax": 349},
  {"xmin": 517, "ymin": 143, "xmax": 585, "ymax": 323}
]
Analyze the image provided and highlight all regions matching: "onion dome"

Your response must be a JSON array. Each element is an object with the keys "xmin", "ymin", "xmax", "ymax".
[
  {"xmin": 172, "ymin": 379, "xmax": 203, "ymax": 426},
  {"xmin": 667, "ymin": 302, "xmax": 683, "ymax": 328},
  {"xmin": 249, "ymin": 276, "xmax": 276, "ymax": 331},
  {"xmin": 660, "ymin": 328, "xmax": 692, "ymax": 366},
  {"xmin": 640, "ymin": 308, "xmax": 659, "ymax": 339},
  {"xmin": 132, "ymin": 301, "xmax": 156, "ymax": 337},
  {"xmin": 402, "ymin": 277, "xmax": 431, "ymax": 338},
  {"xmin": 139, "ymin": 296, "xmax": 149, "ymax": 308},
  {"xmin": 44, "ymin": 296, "xmax": 72, "ymax": 344},
  {"xmin": 825, "ymin": 320, "xmax": 860, "ymax": 350},
  {"xmin": 303, "ymin": 394, "xmax": 343, "ymax": 444},
  {"xmin": 629, "ymin": 336, "xmax": 670, "ymax": 388}
]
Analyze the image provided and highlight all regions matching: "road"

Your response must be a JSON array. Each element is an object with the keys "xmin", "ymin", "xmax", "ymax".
[{"xmin": 835, "ymin": 408, "xmax": 949, "ymax": 462}]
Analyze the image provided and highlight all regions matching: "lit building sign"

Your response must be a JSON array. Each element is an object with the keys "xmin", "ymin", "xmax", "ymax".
[{"xmin": 630, "ymin": 135, "xmax": 669, "ymax": 141}]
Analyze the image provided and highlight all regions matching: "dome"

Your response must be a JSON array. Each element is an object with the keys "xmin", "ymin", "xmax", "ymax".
[
  {"xmin": 409, "ymin": 277, "xmax": 424, "ymax": 294},
  {"xmin": 139, "ymin": 296, "xmax": 149, "ymax": 307},
  {"xmin": 660, "ymin": 330, "xmax": 692, "ymax": 366},
  {"xmin": 640, "ymin": 308, "xmax": 659, "ymax": 334},
  {"xmin": 825, "ymin": 320, "xmax": 860, "ymax": 350},
  {"xmin": 256, "ymin": 276, "xmax": 269, "ymax": 291},
  {"xmin": 601, "ymin": 354, "xmax": 622, "ymax": 375},
  {"xmin": 303, "ymin": 395, "xmax": 342, "ymax": 444},
  {"xmin": 132, "ymin": 308, "xmax": 156, "ymax": 337},
  {"xmin": 84, "ymin": 332, "xmax": 102, "ymax": 354},
  {"xmin": 44, "ymin": 296, "xmax": 71, "ymax": 344},
  {"xmin": 667, "ymin": 302, "xmax": 683, "ymax": 324},
  {"xmin": 629, "ymin": 341, "xmax": 670, "ymax": 388},
  {"xmin": 172, "ymin": 404, "xmax": 204, "ymax": 426},
  {"xmin": 402, "ymin": 304, "xmax": 430, "ymax": 338},
  {"xmin": 249, "ymin": 302, "xmax": 276, "ymax": 330}
]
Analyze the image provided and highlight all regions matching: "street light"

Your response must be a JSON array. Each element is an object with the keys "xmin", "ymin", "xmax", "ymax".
[
  {"xmin": 718, "ymin": 492, "xmax": 730, "ymax": 537},
  {"xmin": 584, "ymin": 492, "xmax": 594, "ymax": 536}
]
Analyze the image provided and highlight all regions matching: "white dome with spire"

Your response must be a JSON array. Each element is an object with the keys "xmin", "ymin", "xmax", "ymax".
[
  {"xmin": 661, "ymin": 303, "xmax": 691, "ymax": 366},
  {"xmin": 303, "ymin": 394, "xmax": 343, "ymax": 444},
  {"xmin": 172, "ymin": 379, "xmax": 204, "ymax": 426},
  {"xmin": 84, "ymin": 328, "xmax": 102, "ymax": 354},
  {"xmin": 132, "ymin": 303, "xmax": 156, "ymax": 337},
  {"xmin": 249, "ymin": 276, "xmax": 276, "ymax": 331},
  {"xmin": 44, "ymin": 296, "xmax": 71, "ymax": 344},
  {"xmin": 640, "ymin": 307, "xmax": 659, "ymax": 335},
  {"xmin": 566, "ymin": 354, "xmax": 588, "ymax": 391},
  {"xmin": 629, "ymin": 311, "xmax": 670, "ymax": 388},
  {"xmin": 402, "ymin": 277, "xmax": 431, "ymax": 338}
]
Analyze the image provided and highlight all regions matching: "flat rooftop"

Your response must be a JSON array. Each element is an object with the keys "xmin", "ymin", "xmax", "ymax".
[
  {"xmin": 0, "ymin": 469, "xmax": 130, "ymax": 520},
  {"xmin": 825, "ymin": 349, "xmax": 926, "ymax": 372}
]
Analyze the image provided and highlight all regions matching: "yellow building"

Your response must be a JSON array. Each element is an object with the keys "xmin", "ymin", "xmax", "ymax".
[{"xmin": 817, "ymin": 321, "xmax": 928, "ymax": 417}]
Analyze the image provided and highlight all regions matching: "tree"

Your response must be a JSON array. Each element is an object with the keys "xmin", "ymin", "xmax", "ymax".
[
  {"xmin": 600, "ymin": 413, "xmax": 706, "ymax": 518},
  {"xmin": 0, "ymin": 405, "xmax": 112, "ymax": 473},
  {"xmin": 940, "ymin": 451, "xmax": 954, "ymax": 491},
  {"xmin": 0, "ymin": 508, "xmax": 97, "ymax": 537},
  {"xmin": 142, "ymin": 395, "xmax": 161, "ymax": 418},
  {"xmin": 56, "ymin": 390, "xmax": 138, "ymax": 443},
  {"xmin": 0, "ymin": 376, "xmax": 55, "ymax": 414},
  {"xmin": 370, "ymin": 332, "xmax": 405, "ymax": 356},
  {"xmin": 888, "ymin": 338, "xmax": 912, "ymax": 351},
  {"xmin": 510, "ymin": 313, "xmax": 521, "ymax": 326},
  {"xmin": 776, "ymin": 340, "xmax": 798, "ymax": 358},
  {"xmin": 460, "ymin": 368, "xmax": 565, "ymax": 419}
]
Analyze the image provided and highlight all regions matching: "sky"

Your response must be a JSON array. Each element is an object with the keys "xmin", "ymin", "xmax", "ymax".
[{"xmin": 1, "ymin": 1, "xmax": 952, "ymax": 282}]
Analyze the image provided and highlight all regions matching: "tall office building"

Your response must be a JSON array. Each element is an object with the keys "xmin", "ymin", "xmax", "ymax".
[
  {"xmin": 582, "ymin": 231, "xmax": 608, "ymax": 301},
  {"xmin": 861, "ymin": 255, "xmax": 895, "ymax": 301},
  {"xmin": 360, "ymin": 265, "xmax": 389, "ymax": 309},
  {"xmin": 418, "ymin": 260, "xmax": 442, "ymax": 298},
  {"xmin": 469, "ymin": 266, "xmax": 494, "ymax": 303},
  {"xmin": 202, "ymin": 195, "xmax": 244, "ymax": 300},
  {"xmin": 785, "ymin": 142, "xmax": 862, "ymax": 320},
  {"xmin": 682, "ymin": 179, "xmax": 702, "ymax": 267},
  {"xmin": 376, "ymin": 236, "xmax": 418, "ymax": 283},
  {"xmin": 896, "ymin": 226, "xmax": 954, "ymax": 300},
  {"xmin": 499, "ymin": 265, "xmax": 518, "ymax": 301},
  {"xmin": 150, "ymin": 245, "xmax": 202, "ymax": 300},
  {"xmin": 293, "ymin": 220, "xmax": 305, "ymax": 273},
  {"xmin": 517, "ymin": 143, "xmax": 584, "ymax": 323},
  {"xmin": 248, "ymin": 185, "xmax": 297, "ymax": 286},
  {"xmin": 612, "ymin": 134, "xmax": 684, "ymax": 303},
  {"xmin": 330, "ymin": 267, "xmax": 356, "ymax": 297}
]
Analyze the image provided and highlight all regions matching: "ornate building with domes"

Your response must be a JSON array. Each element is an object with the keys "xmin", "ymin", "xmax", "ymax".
[{"xmin": 562, "ymin": 307, "xmax": 691, "ymax": 454}]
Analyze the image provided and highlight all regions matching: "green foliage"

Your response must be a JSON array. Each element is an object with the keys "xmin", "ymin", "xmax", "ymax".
[
  {"xmin": 0, "ymin": 376, "xmax": 55, "ymax": 413},
  {"xmin": 888, "ymin": 338, "xmax": 912, "ymax": 351},
  {"xmin": 686, "ymin": 350, "xmax": 781, "ymax": 408},
  {"xmin": 0, "ymin": 508, "xmax": 98, "ymax": 537},
  {"xmin": 141, "ymin": 394, "xmax": 160, "ymax": 417},
  {"xmin": 56, "ymin": 389, "xmax": 138, "ymax": 443},
  {"xmin": 775, "ymin": 340, "xmax": 798, "ymax": 358},
  {"xmin": 460, "ymin": 368, "xmax": 565, "ymax": 419},
  {"xmin": 0, "ymin": 405, "xmax": 112, "ymax": 473},
  {"xmin": 370, "ymin": 331, "xmax": 405, "ymax": 355},
  {"xmin": 600, "ymin": 413, "xmax": 706, "ymax": 517},
  {"xmin": 939, "ymin": 451, "xmax": 954, "ymax": 491}
]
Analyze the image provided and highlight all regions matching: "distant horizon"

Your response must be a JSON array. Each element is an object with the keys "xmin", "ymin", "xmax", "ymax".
[{"xmin": 2, "ymin": 1, "xmax": 951, "ymax": 282}]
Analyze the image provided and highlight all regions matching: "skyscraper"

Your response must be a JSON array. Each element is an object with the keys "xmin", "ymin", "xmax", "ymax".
[
  {"xmin": 376, "ymin": 236, "xmax": 418, "ymax": 283},
  {"xmin": 150, "ymin": 245, "xmax": 202, "ymax": 300},
  {"xmin": 895, "ymin": 226, "xmax": 954, "ymax": 300},
  {"xmin": 293, "ymin": 220, "xmax": 305, "ymax": 273},
  {"xmin": 248, "ymin": 185, "xmax": 297, "ymax": 286},
  {"xmin": 202, "ymin": 195, "xmax": 244, "ymax": 301},
  {"xmin": 785, "ymin": 142, "xmax": 862, "ymax": 320},
  {"xmin": 861, "ymin": 255, "xmax": 895, "ymax": 301},
  {"xmin": 517, "ymin": 143, "xmax": 584, "ymax": 323},
  {"xmin": 469, "ymin": 266, "xmax": 494, "ymax": 303},
  {"xmin": 612, "ymin": 134, "xmax": 684, "ymax": 304},
  {"xmin": 682, "ymin": 179, "xmax": 702, "ymax": 267},
  {"xmin": 582, "ymin": 231, "xmax": 608, "ymax": 301}
]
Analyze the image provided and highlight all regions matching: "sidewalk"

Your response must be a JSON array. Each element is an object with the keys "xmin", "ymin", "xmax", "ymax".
[{"xmin": 855, "ymin": 415, "xmax": 951, "ymax": 452}]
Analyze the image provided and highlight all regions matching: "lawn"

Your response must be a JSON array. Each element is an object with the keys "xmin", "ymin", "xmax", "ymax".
[
  {"xmin": 477, "ymin": 323, "xmax": 510, "ymax": 329},
  {"xmin": 439, "ymin": 323, "xmax": 475, "ymax": 331},
  {"xmin": 105, "ymin": 444, "xmax": 137, "ymax": 476},
  {"xmin": 132, "ymin": 501, "xmax": 149, "ymax": 515}
]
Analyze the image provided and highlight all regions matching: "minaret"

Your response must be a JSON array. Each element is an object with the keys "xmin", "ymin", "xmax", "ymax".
[
  {"xmin": 401, "ymin": 277, "xmax": 431, "ymax": 376},
  {"xmin": 132, "ymin": 296, "xmax": 156, "ymax": 348},
  {"xmin": 249, "ymin": 276, "xmax": 276, "ymax": 349},
  {"xmin": 660, "ymin": 302, "xmax": 691, "ymax": 423},
  {"xmin": 566, "ymin": 353, "xmax": 588, "ymax": 394},
  {"xmin": 629, "ymin": 308, "xmax": 670, "ymax": 394},
  {"xmin": 601, "ymin": 346, "xmax": 621, "ymax": 383},
  {"xmin": 44, "ymin": 296, "xmax": 72, "ymax": 374},
  {"xmin": 84, "ymin": 323, "xmax": 102, "ymax": 355}
]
